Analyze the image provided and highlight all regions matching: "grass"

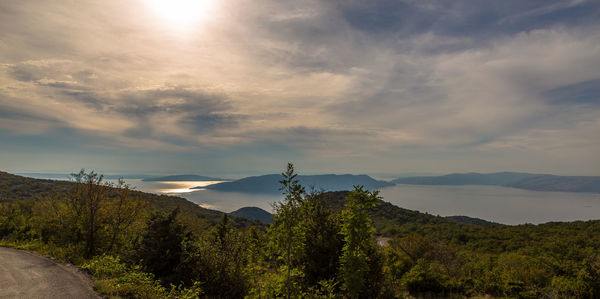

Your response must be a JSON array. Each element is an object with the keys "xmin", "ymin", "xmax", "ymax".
[{"xmin": 0, "ymin": 239, "xmax": 202, "ymax": 298}]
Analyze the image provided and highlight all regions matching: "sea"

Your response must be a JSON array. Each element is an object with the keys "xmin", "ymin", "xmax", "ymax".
[
  {"xmin": 21, "ymin": 174, "xmax": 600, "ymax": 225},
  {"xmin": 124, "ymin": 179, "xmax": 599, "ymax": 225}
]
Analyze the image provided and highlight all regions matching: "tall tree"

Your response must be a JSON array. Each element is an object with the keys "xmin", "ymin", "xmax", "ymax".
[
  {"xmin": 106, "ymin": 179, "xmax": 146, "ymax": 253},
  {"xmin": 34, "ymin": 170, "xmax": 145, "ymax": 258},
  {"xmin": 339, "ymin": 185, "xmax": 384, "ymax": 298},
  {"xmin": 300, "ymin": 191, "xmax": 343, "ymax": 286},
  {"xmin": 136, "ymin": 208, "xmax": 190, "ymax": 284},
  {"xmin": 270, "ymin": 162, "xmax": 306, "ymax": 299},
  {"xmin": 70, "ymin": 170, "xmax": 108, "ymax": 257},
  {"xmin": 176, "ymin": 213, "xmax": 249, "ymax": 298}
]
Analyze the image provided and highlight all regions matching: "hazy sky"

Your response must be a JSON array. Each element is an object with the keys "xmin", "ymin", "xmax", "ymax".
[{"xmin": 1, "ymin": 0, "xmax": 599, "ymax": 176}]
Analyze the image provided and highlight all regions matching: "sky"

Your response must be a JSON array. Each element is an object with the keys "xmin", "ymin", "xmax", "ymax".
[{"xmin": 1, "ymin": 0, "xmax": 599, "ymax": 176}]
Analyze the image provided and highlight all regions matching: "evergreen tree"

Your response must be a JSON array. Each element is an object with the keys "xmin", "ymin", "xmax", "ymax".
[
  {"xmin": 300, "ymin": 191, "xmax": 343, "ymax": 287},
  {"xmin": 269, "ymin": 162, "xmax": 306, "ymax": 298},
  {"xmin": 136, "ymin": 208, "xmax": 189, "ymax": 284},
  {"xmin": 339, "ymin": 185, "xmax": 384, "ymax": 298},
  {"xmin": 177, "ymin": 213, "xmax": 249, "ymax": 298}
]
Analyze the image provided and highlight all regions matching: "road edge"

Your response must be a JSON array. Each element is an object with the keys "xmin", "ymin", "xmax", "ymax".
[{"xmin": 0, "ymin": 246, "xmax": 100, "ymax": 298}]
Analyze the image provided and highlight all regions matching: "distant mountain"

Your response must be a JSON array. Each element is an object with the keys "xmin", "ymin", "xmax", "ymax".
[
  {"xmin": 392, "ymin": 172, "xmax": 600, "ymax": 193},
  {"xmin": 0, "ymin": 170, "xmax": 500, "ymax": 237},
  {"xmin": 318, "ymin": 191, "xmax": 501, "ymax": 236},
  {"xmin": 392, "ymin": 172, "xmax": 538, "ymax": 186},
  {"xmin": 509, "ymin": 175, "xmax": 600, "ymax": 193},
  {"xmin": 143, "ymin": 174, "xmax": 227, "ymax": 182},
  {"xmin": 0, "ymin": 171, "xmax": 260, "ymax": 228},
  {"xmin": 445, "ymin": 215, "xmax": 501, "ymax": 227},
  {"xmin": 18, "ymin": 173, "xmax": 154, "ymax": 180},
  {"xmin": 201, "ymin": 174, "xmax": 394, "ymax": 194},
  {"xmin": 230, "ymin": 207, "xmax": 273, "ymax": 224},
  {"xmin": 228, "ymin": 192, "xmax": 499, "ymax": 229}
]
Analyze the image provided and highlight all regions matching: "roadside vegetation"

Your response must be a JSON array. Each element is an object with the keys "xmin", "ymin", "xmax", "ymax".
[{"xmin": 1, "ymin": 164, "xmax": 600, "ymax": 298}]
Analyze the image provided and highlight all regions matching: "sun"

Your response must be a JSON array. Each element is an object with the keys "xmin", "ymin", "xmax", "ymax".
[{"xmin": 148, "ymin": 0, "xmax": 214, "ymax": 27}]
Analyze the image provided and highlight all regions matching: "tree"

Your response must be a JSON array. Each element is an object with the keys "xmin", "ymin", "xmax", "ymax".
[
  {"xmin": 300, "ymin": 191, "xmax": 343, "ymax": 287},
  {"xmin": 34, "ymin": 169, "xmax": 144, "ymax": 258},
  {"xmin": 136, "ymin": 208, "xmax": 190, "ymax": 284},
  {"xmin": 70, "ymin": 170, "xmax": 108, "ymax": 257},
  {"xmin": 106, "ymin": 178, "xmax": 146, "ymax": 253},
  {"xmin": 0, "ymin": 199, "xmax": 35, "ymax": 240},
  {"xmin": 207, "ymin": 213, "xmax": 248, "ymax": 296},
  {"xmin": 269, "ymin": 162, "xmax": 306, "ymax": 299},
  {"xmin": 339, "ymin": 185, "xmax": 384, "ymax": 298},
  {"xmin": 177, "ymin": 213, "xmax": 250, "ymax": 298}
]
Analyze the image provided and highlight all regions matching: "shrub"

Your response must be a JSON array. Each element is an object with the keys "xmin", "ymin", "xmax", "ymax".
[{"xmin": 82, "ymin": 255, "xmax": 202, "ymax": 299}]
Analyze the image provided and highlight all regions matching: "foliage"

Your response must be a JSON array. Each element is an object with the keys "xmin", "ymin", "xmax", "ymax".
[
  {"xmin": 82, "ymin": 255, "xmax": 202, "ymax": 299},
  {"xmin": 299, "ymin": 191, "xmax": 343, "ymax": 287},
  {"xmin": 31, "ymin": 170, "xmax": 146, "ymax": 258},
  {"xmin": 135, "ymin": 208, "xmax": 190, "ymax": 285},
  {"xmin": 0, "ymin": 170, "xmax": 261, "ymax": 229},
  {"xmin": 2, "ymin": 167, "xmax": 600, "ymax": 298},
  {"xmin": 269, "ymin": 162, "xmax": 307, "ymax": 298},
  {"xmin": 176, "ymin": 214, "xmax": 250, "ymax": 298},
  {"xmin": 338, "ymin": 186, "xmax": 384, "ymax": 298}
]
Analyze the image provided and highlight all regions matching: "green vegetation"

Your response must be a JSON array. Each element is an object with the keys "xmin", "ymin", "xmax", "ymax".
[
  {"xmin": 338, "ymin": 186, "xmax": 383, "ymax": 298},
  {"xmin": 82, "ymin": 255, "xmax": 203, "ymax": 298},
  {"xmin": 2, "ymin": 166, "xmax": 600, "ymax": 298}
]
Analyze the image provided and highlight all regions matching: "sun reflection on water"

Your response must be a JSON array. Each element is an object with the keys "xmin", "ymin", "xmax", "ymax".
[{"xmin": 154, "ymin": 181, "xmax": 224, "ymax": 194}]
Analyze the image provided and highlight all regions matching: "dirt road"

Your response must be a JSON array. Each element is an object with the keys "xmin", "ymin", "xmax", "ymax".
[{"xmin": 0, "ymin": 247, "xmax": 98, "ymax": 298}]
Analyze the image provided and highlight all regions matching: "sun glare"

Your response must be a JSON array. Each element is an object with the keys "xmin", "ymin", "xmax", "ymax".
[{"xmin": 148, "ymin": 0, "xmax": 213, "ymax": 27}]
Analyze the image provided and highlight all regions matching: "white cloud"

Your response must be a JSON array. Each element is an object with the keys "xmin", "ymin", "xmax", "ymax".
[{"xmin": 0, "ymin": 0, "xmax": 599, "ymax": 174}]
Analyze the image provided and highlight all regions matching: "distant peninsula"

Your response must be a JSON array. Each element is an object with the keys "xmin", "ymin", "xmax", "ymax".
[
  {"xmin": 230, "ymin": 200, "xmax": 500, "ymax": 227},
  {"xmin": 230, "ymin": 207, "xmax": 274, "ymax": 224},
  {"xmin": 393, "ymin": 172, "xmax": 600, "ymax": 193},
  {"xmin": 142, "ymin": 174, "xmax": 228, "ymax": 182},
  {"xmin": 200, "ymin": 174, "xmax": 394, "ymax": 194}
]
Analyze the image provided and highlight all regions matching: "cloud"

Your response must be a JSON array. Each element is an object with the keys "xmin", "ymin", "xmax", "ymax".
[
  {"xmin": 0, "ymin": 0, "xmax": 599, "ymax": 174},
  {"xmin": 544, "ymin": 79, "xmax": 600, "ymax": 106},
  {"xmin": 499, "ymin": 0, "xmax": 588, "ymax": 25}
]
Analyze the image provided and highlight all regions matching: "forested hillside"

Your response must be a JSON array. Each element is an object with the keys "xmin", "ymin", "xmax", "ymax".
[
  {"xmin": 233, "ymin": 193, "xmax": 500, "ymax": 229},
  {"xmin": 231, "ymin": 207, "xmax": 274, "ymax": 224},
  {"xmin": 0, "ymin": 170, "xmax": 258, "ymax": 227},
  {"xmin": 2, "ymin": 166, "xmax": 600, "ymax": 298}
]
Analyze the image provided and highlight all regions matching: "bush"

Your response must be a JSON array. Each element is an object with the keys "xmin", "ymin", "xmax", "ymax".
[{"xmin": 82, "ymin": 255, "xmax": 202, "ymax": 299}]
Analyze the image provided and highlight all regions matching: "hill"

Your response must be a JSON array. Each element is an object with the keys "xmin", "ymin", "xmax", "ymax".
[
  {"xmin": 231, "ymin": 192, "xmax": 499, "ymax": 232},
  {"xmin": 142, "ymin": 174, "xmax": 227, "ymax": 182},
  {"xmin": 202, "ymin": 174, "xmax": 393, "ymax": 194},
  {"xmin": 510, "ymin": 174, "xmax": 600, "ymax": 192},
  {"xmin": 0, "ymin": 171, "xmax": 259, "ymax": 228},
  {"xmin": 393, "ymin": 172, "xmax": 600, "ymax": 193},
  {"xmin": 230, "ymin": 207, "xmax": 273, "ymax": 224},
  {"xmin": 18, "ymin": 173, "xmax": 153, "ymax": 180},
  {"xmin": 445, "ymin": 215, "xmax": 501, "ymax": 226},
  {"xmin": 4, "ymin": 170, "xmax": 600, "ymax": 298},
  {"xmin": 317, "ymin": 191, "xmax": 500, "ymax": 236}
]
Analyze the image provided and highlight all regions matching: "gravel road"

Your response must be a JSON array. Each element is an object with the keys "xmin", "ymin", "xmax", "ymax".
[{"xmin": 0, "ymin": 247, "xmax": 98, "ymax": 298}]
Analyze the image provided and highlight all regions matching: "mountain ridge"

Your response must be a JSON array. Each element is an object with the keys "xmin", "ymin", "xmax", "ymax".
[
  {"xmin": 230, "ymin": 207, "xmax": 274, "ymax": 224},
  {"xmin": 230, "ymin": 196, "xmax": 501, "ymax": 228},
  {"xmin": 142, "ymin": 174, "xmax": 227, "ymax": 182},
  {"xmin": 0, "ymin": 170, "xmax": 259, "ymax": 228},
  {"xmin": 200, "ymin": 173, "xmax": 394, "ymax": 194},
  {"xmin": 392, "ymin": 172, "xmax": 600, "ymax": 193}
]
